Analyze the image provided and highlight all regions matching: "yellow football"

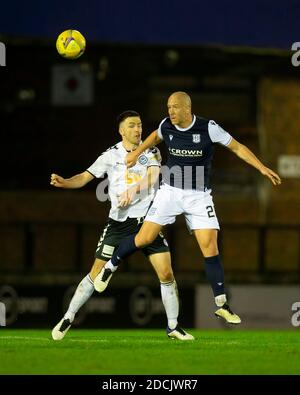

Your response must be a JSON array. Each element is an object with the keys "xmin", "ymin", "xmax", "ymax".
[{"xmin": 56, "ymin": 30, "xmax": 86, "ymax": 59}]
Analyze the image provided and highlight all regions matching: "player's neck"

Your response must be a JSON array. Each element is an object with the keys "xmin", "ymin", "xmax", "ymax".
[
  {"xmin": 177, "ymin": 114, "xmax": 194, "ymax": 128},
  {"xmin": 122, "ymin": 141, "xmax": 139, "ymax": 152}
]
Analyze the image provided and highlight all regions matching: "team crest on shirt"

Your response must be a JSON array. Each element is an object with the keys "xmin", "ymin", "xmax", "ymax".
[
  {"xmin": 192, "ymin": 134, "xmax": 201, "ymax": 143},
  {"xmin": 138, "ymin": 154, "xmax": 148, "ymax": 165}
]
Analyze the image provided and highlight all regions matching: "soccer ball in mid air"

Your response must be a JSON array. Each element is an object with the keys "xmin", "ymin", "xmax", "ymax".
[{"xmin": 56, "ymin": 30, "xmax": 86, "ymax": 59}]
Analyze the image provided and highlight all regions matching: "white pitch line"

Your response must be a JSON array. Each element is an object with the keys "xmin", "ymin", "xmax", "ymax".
[
  {"xmin": 0, "ymin": 336, "xmax": 171, "ymax": 344},
  {"xmin": 68, "ymin": 339, "xmax": 109, "ymax": 343},
  {"xmin": 0, "ymin": 336, "xmax": 49, "ymax": 341},
  {"xmin": 0, "ymin": 336, "xmax": 109, "ymax": 343}
]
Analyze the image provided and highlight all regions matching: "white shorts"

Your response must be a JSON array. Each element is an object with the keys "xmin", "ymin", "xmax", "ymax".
[{"xmin": 145, "ymin": 183, "xmax": 220, "ymax": 230}]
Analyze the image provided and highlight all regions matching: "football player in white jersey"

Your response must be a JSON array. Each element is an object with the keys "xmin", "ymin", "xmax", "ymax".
[
  {"xmin": 51, "ymin": 111, "xmax": 194, "ymax": 341},
  {"xmin": 95, "ymin": 93, "xmax": 282, "ymax": 326}
]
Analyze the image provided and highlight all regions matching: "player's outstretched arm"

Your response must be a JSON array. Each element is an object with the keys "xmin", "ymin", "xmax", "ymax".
[
  {"xmin": 50, "ymin": 171, "xmax": 94, "ymax": 189},
  {"xmin": 118, "ymin": 166, "xmax": 160, "ymax": 208},
  {"xmin": 227, "ymin": 138, "xmax": 281, "ymax": 186},
  {"xmin": 126, "ymin": 130, "xmax": 162, "ymax": 168}
]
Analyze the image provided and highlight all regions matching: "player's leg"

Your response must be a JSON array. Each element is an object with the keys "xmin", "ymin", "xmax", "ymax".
[
  {"xmin": 52, "ymin": 219, "xmax": 116, "ymax": 340},
  {"xmin": 184, "ymin": 189, "xmax": 241, "ymax": 324},
  {"xmin": 52, "ymin": 258, "xmax": 106, "ymax": 340},
  {"xmin": 94, "ymin": 221, "xmax": 162, "ymax": 292},
  {"xmin": 193, "ymin": 228, "xmax": 241, "ymax": 324},
  {"xmin": 62, "ymin": 257, "xmax": 106, "ymax": 322},
  {"xmin": 94, "ymin": 184, "xmax": 180, "ymax": 292},
  {"xmin": 193, "ymin": 228, "xmax": 223, "ymax": 298},
  {"xmin": 148, "ymin": 249, "xmax": 194, "ymax": 340}
]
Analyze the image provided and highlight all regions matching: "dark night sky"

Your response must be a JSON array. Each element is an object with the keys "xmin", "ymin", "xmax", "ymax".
[{"xmin": 0, "ymin": 0, "xmax": 299, "ymax": 48}]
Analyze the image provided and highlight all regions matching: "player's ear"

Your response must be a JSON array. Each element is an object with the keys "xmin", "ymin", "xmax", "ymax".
[{"xmin": 119, "ymin": 119, "xmax": 126, "ymax": 137}]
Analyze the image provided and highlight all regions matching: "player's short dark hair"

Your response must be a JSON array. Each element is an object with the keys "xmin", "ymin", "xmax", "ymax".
[{"xmin": 117, "ymin": 110, "xmax": 140, "ymax": 129}]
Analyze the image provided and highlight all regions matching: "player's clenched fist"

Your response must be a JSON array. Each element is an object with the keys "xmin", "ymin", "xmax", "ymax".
[{"xmin": 50, "ymin": 173, "xmax": 65, "ymax": 188}]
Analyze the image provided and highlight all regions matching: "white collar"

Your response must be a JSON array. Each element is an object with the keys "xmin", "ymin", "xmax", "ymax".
[
  {"xmin": 174, "ymin": 115, "xmax": 196, "ymax": 131},
  {"xmin": 120, "ymin": 140, "xmax": 142, "ymax": 153}
]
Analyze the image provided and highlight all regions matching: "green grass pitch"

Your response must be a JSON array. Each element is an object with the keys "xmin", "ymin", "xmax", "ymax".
[{"xmin": 1, "ymin": 329, "xmax": 300, "ymax": 375}]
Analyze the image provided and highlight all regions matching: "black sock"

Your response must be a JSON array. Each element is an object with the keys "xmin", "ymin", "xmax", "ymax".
[
  {"xmin": 111, "ymin": 234, "xmax": 139, "ymax": 266},
  {"xmin": 204, "ymin": 254, "xmax": 225, "ymax": 297}
]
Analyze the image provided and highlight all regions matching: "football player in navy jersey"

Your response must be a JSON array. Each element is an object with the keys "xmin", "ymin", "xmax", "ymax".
[{"xmin": 95, "ymin": 92, "xmax": 281, "ymax": 327}]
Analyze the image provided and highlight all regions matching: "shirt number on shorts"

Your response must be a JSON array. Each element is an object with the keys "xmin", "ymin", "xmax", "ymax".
[{"xmin": 206, "ymin": 205, "xmax": 215, "ymax": 218}]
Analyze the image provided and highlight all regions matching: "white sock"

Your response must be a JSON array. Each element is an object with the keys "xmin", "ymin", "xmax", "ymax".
[
  {"xmin": 160, "ymin": 280, "xmax": 179, "ymax": 330},
  {"xmin": 215, "ymin": 293, "xmax": 227, "ymax": 307},
  {"xmin": 64, "ymin": 274, "xmax": 94, "ymax": 322},
  {"xmin": 104, "ymin": 260, "xmax": 118, "ymax": 272}
]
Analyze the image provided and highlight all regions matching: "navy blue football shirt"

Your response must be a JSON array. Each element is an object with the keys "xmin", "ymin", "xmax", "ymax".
[{"xmin": 157, "ymin": 115, "xmax": 232, "ymax": 190}]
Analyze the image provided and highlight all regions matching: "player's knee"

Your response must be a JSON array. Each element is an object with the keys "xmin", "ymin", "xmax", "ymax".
[
  {"xmin": 200, "ymin": 238, "xmax": 218, "ymax": 255},
  {"xmin": 89, "ymin": 260, "xmax": 105, "ymax": 281},
  {"xmin": 158, "ymin": 268, "xmax": 174, "ymax": 282},
  {"xmin": 135, "ymin": 233, "xmax": 155, "ymax": 247}
]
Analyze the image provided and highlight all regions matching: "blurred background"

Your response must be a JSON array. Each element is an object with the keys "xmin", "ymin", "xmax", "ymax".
[{"xmin": 0, "ymin": 0, "xmax": 299, "ymax": 330}]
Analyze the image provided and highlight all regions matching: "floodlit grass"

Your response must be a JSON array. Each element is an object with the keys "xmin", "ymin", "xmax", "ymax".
[{"xmin": 1, "ymin": 329, "xmax": 300, "ymax": 374}]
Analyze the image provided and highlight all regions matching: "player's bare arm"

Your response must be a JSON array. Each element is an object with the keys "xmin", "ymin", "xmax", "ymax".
[
  {"xmin": 118, "ymin": 166, "xmax": 160, "ymax": 208},
  {"xmin": 126, "ymin": 130, "xmax": 162, "ymax": 168},
  {"xmin": 50, "ymin": 171, "xmax": 94, "ymax": 189},
  {"xmin": 227, "ymin": 138, "xmax": 281, "ymax": 186}
]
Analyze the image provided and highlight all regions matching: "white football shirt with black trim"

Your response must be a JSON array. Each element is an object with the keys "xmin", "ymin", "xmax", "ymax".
[{"xmin": 87, "ymin": 141, "xmax": 161, "ymax": 221}]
